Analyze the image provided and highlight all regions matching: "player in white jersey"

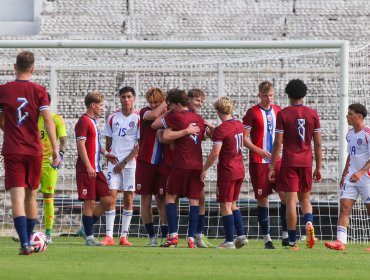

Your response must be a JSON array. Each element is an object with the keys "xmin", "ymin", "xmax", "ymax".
[
  {"xmin": 325, "ymin": 104, "xmax": 370, "ymax": 251},
  {"xmin": 101, "ymin": 86, "xmax": 140, "ymax": 246}
]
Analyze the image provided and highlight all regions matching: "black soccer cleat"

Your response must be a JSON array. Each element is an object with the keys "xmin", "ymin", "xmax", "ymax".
[
  {"xmin": 264, "ymin": 241, "xmax": 276, "ymax": 249},
  {"xmin": 282, "ymin": 238, "xmax": 289, "ymax": 247}
]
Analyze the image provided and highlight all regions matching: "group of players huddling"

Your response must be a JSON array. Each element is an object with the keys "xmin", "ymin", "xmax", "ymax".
[{"xmin": 1, "ymin": 51, "xmax": 369, "ymax": 255}]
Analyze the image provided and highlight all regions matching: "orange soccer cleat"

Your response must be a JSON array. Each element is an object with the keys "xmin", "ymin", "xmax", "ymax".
[{"xmin": 325, "ymin": 240, "xmax": 345, "ymax": 251}]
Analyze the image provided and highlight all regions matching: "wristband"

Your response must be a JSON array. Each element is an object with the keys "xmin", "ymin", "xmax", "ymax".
[{"xmin": 104, "ymin": 150, "xmax": 109, "ymax": 156}]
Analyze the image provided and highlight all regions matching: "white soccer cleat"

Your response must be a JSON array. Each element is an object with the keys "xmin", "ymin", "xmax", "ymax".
[{"xmin": 234, "ymin": 235, "xmax": 248, "ymax": 249}]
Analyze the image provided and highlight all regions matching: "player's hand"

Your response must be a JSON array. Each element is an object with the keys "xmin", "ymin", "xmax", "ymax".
[
  {"xmin": 200, "ymin": 170, "xmax": 207, "ymax": 182},
  {"xmin": 50, "ymin": 150, "xmax": 61, "ymax": 169},
  {"xmin": 186, "ymin": 123, "xmax": 200, "ymax": 135},
  {"xmin": 204, "ymin": 121, "xmax": 215, "ymax": 131},
  {"xmin": 106, "ymin": 153, "xmax": 119, "ymax": 165},
  {"xmin": 268, "ymin": 169, "xmax": 275, "ymax": 182},
  {"xmin": 349, "ymin": 170, "xmax": 364, "ymax": 183},
  {"xmin": 56, "ymin": 151, "xmax": 64, "ymax": 169},
  {"xmin": 113, "ymin": 161, "xmax": 125, "ymax": 174},
  {"xmin": 87, "ymin": 165, "xmax": 96, "ymax": 179},
  {"xmin": 258, "ymin": 149, "xmax": 271, "ymax": 160},
  {"xmin": 313, "ymin": 168, "xmax": 322, "ymax": 183}
]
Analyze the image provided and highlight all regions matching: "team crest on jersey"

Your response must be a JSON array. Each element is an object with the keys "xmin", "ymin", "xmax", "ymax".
[
  {"xmin": 137, "ymin": 184, "xmax": 141, "ymax": 190},
  {"xmin": 357, "ymin": 138, "xmax": 363, "ymax": 145},
  {"xmin": 267, "ymin": 115, "xmax": 272, "ymax": 123},
  {"xmin": 258, "ymin": 189, "xmax": 263, "ymax": 195},
  {"xmin": 129, "ymin": 121, "xmax": 135, "ymax": 128},
  {"xmin": 159, "ymin": 188, "xmax": 164, "ymax": 195},
  {"xmin": 83, "ymin": 189, "xmax": 87, "ymax": 195}
]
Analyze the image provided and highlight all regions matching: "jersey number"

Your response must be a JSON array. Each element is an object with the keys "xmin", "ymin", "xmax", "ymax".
[
  {"xmin": 350, "ymin": 146, "xmax": 356, "ymax": 155},
  {"xmin": 118, "ymin": 128, "xmax": 127, "ymax": 137},
  {"xmin": 17, "ymin": 97, "xmax": 29, "ymax": 126},
  {"xmin": 235, "ymin": 133, "xmax": 243, "ymax": 155},
  {"xmin": 297, "ymin": 119, "xmax": 305, "ymax": 141}
]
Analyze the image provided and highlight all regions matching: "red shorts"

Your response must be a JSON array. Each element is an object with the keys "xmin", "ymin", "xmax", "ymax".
[
  {"xmin": 217, "ymin": 178, "xmax": 244, "ymax": 203},
  {"xmin": 4, "ymin": 154, "xmax": 42, "ymax": 190},
  {"xmin": 76, "ymin": 171, "xmax": 110, "ymax": 200},
  {"xmin": 277, "ymin": 166, "xmax": 312, "ymax": 193},
  {"xmin": 135, "ymin": 160, "xmax": 161, "ymax": 195},
  {"xmin": 166, "ymin": 168, "xmax": 204, "ymax": 199},
  {"xmin": 249, "ymin": 161, "xmax": 281, "ymax": 199},
  {"xmin": 156, "ymin": 172, "xmax": 169, "ymax": 199}
]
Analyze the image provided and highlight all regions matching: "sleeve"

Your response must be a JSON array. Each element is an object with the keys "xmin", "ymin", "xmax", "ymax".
[
  {"xmin": 163, "ymin": 112, "xmax": 179, "ymax": 130},
  {"xmin": 136, "ymin": 116, "xmax": 140, "ymax": 140},
  {"xmin": 242, "ymin": 108, "xmax": 253, "ymax": 131},
  {"xmin": 75, "ymin": 118, "xmax": 88, "ymax": 142},
  {"xmin": 55, "ymin": 115, "xmax": 67, "ymax": 138},
  {"xmin": 38, "ymin": 87, "xmax": 50, "ymax": 112},
  {"xmin": 313, "ymin": 110, "xmax": 321, "ymax": 133},
  {"xmin": 103, "ymin": 114, "xmax": 113, "ymax": 137},
  {"xmin": 212, "ymin": 126, "xmax": 224, "ymax": 145},
  {"xmin": 366, "ymin": 132, "xmax": 370, "ymax": 160},
  {"xmin": 346, "ymin": 132, "xmax": 351, "ymax": 155},
  {"xmin": 275, "ymin": 111, "xmax": 284, "ymax": 134}
]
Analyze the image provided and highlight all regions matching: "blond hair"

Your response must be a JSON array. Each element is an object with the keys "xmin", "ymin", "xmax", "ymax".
[
  {"xmin": 85, "ymin": 91, "xmax": 104, "ymax": 107},
  {"xmin": 188, "ymin": 88, "xmax": 205, "ymax": 99},
  {"xmin": 16, "ymin": 51, "xmax": 35, "ymax": 73},
  {"xmin": 146, "ymin": 87, "xmax": 165, "ymax": 103},
  {"xmin": 214, "ymin": 96, "xmax": 233, "ymax": 115},
  {"xmin": 258, "ymin": 81, "xmax": 274, "ymax": 94}
]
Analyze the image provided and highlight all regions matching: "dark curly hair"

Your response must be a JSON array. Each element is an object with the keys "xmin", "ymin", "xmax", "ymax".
[
  {"xmin": 166, "ymin": 88, "xmax": 189, "ymax": 107},
  {"xmin": 285, "ymin": 79, "xmax": 307, "ymax": 100}
]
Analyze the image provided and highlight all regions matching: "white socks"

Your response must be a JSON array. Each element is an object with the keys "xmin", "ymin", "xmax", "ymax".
[
  {"xmin": 105, "ymin": 210, "xmax": 116, "ymax": 238},
  {"xmin": 120, "ymin": 210, "xmax": 133, "ymax": 237},
  {"xmin": 337, "ymin": 226, "xmax": 347, "ymax": 244}
]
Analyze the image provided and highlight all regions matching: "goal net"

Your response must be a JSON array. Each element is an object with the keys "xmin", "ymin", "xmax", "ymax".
[{"xmin": 0, "ymin": 41, "xmax": 368, "ymax": 242}]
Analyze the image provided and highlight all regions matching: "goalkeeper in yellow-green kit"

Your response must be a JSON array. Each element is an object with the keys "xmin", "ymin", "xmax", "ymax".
[{"xmin": 38, "ymin": 94, "xmax": 67, "ymax": 244}]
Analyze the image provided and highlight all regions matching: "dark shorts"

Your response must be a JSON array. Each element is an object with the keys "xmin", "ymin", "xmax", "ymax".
[
  {"xmin": 76, "ymin": 171, "xmax": 110, "ymax": 200},
  {"xmin": 166, "ymin": 168, "xmax": 204, "ymax": 199},
  {"xmin": 4, "ymin": 154, "xmax": 42, "ymax": 190},
  {"xmin": 217, "ymin": 178, "xmax": 244, "ymax": 203},
  {"xmin": 249, "ymin": 161, "xmax": 281, "ymax": 199},
  {"xmin": 135, "ymin": 160, "xmax": 161, "ymax": 195},
  {"xmin": 277, "ymin": 166, "xmax": 312, "ymax": 193}
]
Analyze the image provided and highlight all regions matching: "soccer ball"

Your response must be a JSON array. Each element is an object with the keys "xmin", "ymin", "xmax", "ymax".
[{"xmin": 30, "ymin": 232, "xmax": 48, "ymax": 253}]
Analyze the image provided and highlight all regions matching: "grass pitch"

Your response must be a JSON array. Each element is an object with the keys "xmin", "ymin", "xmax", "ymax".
[{"xmin": 1, "ymin": 237, "xmax": 369, "ymax": 280}]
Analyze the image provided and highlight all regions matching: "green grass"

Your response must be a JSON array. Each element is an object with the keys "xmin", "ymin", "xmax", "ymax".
[{"xmin": 1, "ymin": 237, "xmax": 370, "ymax": 280}]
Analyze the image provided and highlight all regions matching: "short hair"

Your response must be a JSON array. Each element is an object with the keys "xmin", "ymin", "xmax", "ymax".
[
  {"xmin": 85, "ymin": 91, "xmax": 104, "ymax": 107},
  {"xmin": 119, "ymin": 86, "xmax": 136, "ymax": 97},
  {"xmin": 188, "ymin": 88, "xmax": 205, "ymax": 99},
  {"xmin": 258, "ymin": 81, "xmax": 274, "ymax": 94},
  {"xmin": 145, "ymin": 87, "xmax": 165, "ymax": 103},
  {"xmin": 166, "ymin": 88, "xmax": 189, "ymax": 107},
  {"xmin": 16, "ymin": 51, "xmax": 34, "ymax": 73},
  {"xmin": 285, "ymin": 79, "xmax": 308, "ymax": 100},
  {"xmin": 214, "ymin": 96, "xmax": 234, "ymax": 115},
  {"xmin": 348, "ymin": 103, "xmax": 367, "ymax": 119}
]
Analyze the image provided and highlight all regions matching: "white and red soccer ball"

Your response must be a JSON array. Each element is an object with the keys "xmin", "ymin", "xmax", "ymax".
[{"xmin": 30, "ymin": 232, "xmax": 48, "ymax": 253}]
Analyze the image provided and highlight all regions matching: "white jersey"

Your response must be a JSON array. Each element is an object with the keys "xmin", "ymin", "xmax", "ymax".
[
  {"xmin": 104, "ymin": 110, "xmax": 140, "ymax": 168},
  {"xmin": 345, "ymin": 126, "xmax": 370, "ymax": 187}
]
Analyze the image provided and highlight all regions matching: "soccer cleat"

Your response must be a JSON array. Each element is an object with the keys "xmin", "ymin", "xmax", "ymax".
[
  {"xmin": 282, "ymin": 238, "xmax": 289, "ymax": 247},
  {"xmin": 119, "ymin": 236, "xmax": 132, "ymax": 246},
  {"xmin": 324, "ymin": 240, "xmax": 345, "ymax": 251},
  {"xmin": 46, "ymin": 234, "xmax": 53, "ymax": 244},
  {"xmin": 290, "ymin": 243, "xmax": 299, "ymax": 251},
  {"xmin": 148, "ymin": 236, "xmax": 158, "ymax": 247},
  {"xmin": 12, "ymin": 236, "xmax": 20, "ymax": 242},
  {"xmin": 101, "ymin": 236, "xmax": 115, "ymax": 246},
  {"xmin": 187, "ymin": 238, "xmax": 197, "ymax": 248},
  {"xmin": 234, "ymin": 235, "xmax": 248, "ymax": 249},
  {"xmin": 85, "ymin": 237, "xmax": 103, "ymax": 246},
  {"xmin": 264, "ymin": 241, "xmax": 276, "ymax": 249},
  {"xmin": 306, "ymin": 223, "xmax": 316, "ymax": 249},
  {"xmin": 195, "ymin": 237, "xmax": 208, "ymax": 248},
  {"xmin": 160, "ymin": 235, "xmax": 179, "ymax": 248},
  {"xmin": 19, "ymin": 245, "xmax": 34, "ymax": 255},
  {"xmin": 76, "ymin": 226, "xmax": 86, "ymax": 240},
  {"xmin": 216, "ymin": 241, "xmax": 236, "ymax": 249}
]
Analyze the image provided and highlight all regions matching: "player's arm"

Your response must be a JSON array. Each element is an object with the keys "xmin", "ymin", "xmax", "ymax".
[
  {"xmin": 0, "ymin": 111, "xmax": 4, "ymax": 130},
  {"xmin": 113, "ymin": 143, "xmax": 139, "ymax": 174},
  {"xmin": 143, "ymin": 101, "xmax": 167, "ymax": 121},
  {"xmin": 350, "ymin": 158, "xmax": 370, "ymax": 183},
  {"xmin": 339, "ymin": 155, "xmax": 350, "ymax": 187},
  {"xmin": 313, "ymin": 131, "xmax": 322, "ymax": 182},
  {"xmin": 268, "ymin": 132, "xmax": 283, "ymax": 182},
  {"xmin": 41, "ymin": 109, "xmax": 60, "ymax": 168},
  {"xmin": 201, "ymin": 143, "xmax": 222, "ymax": 182},
  {"xmin": 163, "ymin": 124, "xmax": 200, "ymax": 141},
  {"xmin": 105, "ymin": 136, "xmax": 112, "ymax": 151},
  {"xmin": 76, "ymin": 139, "xmax": 96, "ymax": 179},
  {"xmin": 152, "ymin": 110, "xmax": 170, "ymax": 130},
  {"xmin": 100, "ymin": 145, "xmax": 119, "ymax": 165},
  {"xmin": 204, "ymin": 121, "xmax": 215, "ymax": 139},
  {"xmin": 157, "ymin": 128, "xmax": 174, "ymax": 144},
  {"xmin": 243, "ymin": 129, "xmax": 271, "ymax": 160}
]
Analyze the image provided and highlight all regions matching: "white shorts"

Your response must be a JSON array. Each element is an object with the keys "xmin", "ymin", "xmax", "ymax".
[
  {"xmin": 339, "ymin": 182, "xmax": 370, "ymax": 204},
  {"xmin": 107, "ymin": 167, "xmax": 135, "ymax": 192}
]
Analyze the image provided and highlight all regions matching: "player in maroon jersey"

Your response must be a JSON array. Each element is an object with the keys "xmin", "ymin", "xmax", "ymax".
[
  {"xmin": 268, "ymin": 79, "xmax": 322, "ymax": 250},
  {"xmin": 242, "ymin": 81, "xmax": 288, "ymax": 249},
  {"xmin": 201, "ymin": 96, "xmax": 247, "ymax": 249},
  {"xmin": 0, "ymin": 51, "xmax": 60, "ymax": 255},
  {"xmin": 160, "ymin": 88, "xmax": 205, "ymax": 248},
  {"xmin": 135, "ymin": 87, "xmax": 169, "ymax": 246},
  {"xmin": 75, "ymin": 91, "xmax": 118, "ymax": 246}
]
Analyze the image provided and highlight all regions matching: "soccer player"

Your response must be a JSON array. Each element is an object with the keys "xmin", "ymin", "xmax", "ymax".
[
  {"xmin": 0, "ymin": 51, "xmax": 60, "ymax": 255},
  {"xmin": 242, "ymin": 81, "xmax": 288, "ymax": 249},
  {"xmin": 201, "ymin": 96, "xmax": 248, "ymax": 249},
  {"xmin": 325, "ymin": 104, "xmax": 370, "ymax": 251},
  {"xmin": 38, "ymin": 94, "xmax": 67, "ymax": 244},
  {"xmin": 136, "ymin": 87, "xmax": 168, "ymax": 246},
  {"xmin": 160, "ymin": 88, "xmax": 205, "ymax": 248},
  {"xmin": 101, "ymin": 86, "xmax": 140, "ymax": 246},
  {"xmin": 75, "ymin": 91, "xmax": 118, "ymax": 246},
  {"xmin": 268, "ymin": 79, "xmax": 322, "ymax": 250}
]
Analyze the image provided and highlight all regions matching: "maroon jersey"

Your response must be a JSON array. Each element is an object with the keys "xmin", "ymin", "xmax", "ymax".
[
  {"xmin": 163, "ymin": 110, "xmax": 205, "ymax": 170},
  {"xmin": 213, "ymin": 119, "xmax": 245, "ymax": 180},
  {"xmin": 158, "ymin": 143, "xmax": 173, "ymax": 174},
  {"xmin": 137, "ymin": 107, "xmax": 163, "ymax": 164},
  {"xmin": 275, "ymin": 105, "xmax": 320, "ymax": 167},
  {"xmin": 0, "ymin": 80, "xmax": 49, "ymax": 155}
]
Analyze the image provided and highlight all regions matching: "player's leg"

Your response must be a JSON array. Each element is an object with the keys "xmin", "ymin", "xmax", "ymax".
[
  {"xmin": 285, "ymin": 191, "xmax": 298, "ymax": 249},
  {"xmin": 187, "ymin": 198, "xmax": 200, "ymax": 248},
  {"xmin": 101, "ymin": 189, "xmax": 117, "ymax": 245},
  {"xmin": 257, "ymin": 196, "xmax": 275, "ymax": 249},
  {"xmin": 141, "ymin": 194, "xmax": 156, "ymax": 241},
  {"xmin": 119, "ymin": 190, "xmax": 134, "ymax": 246},
  {"xmin": 82, "ymin": 199, "xmax": 101, "ymax": 246},
  {"xmin": 277, "ymin": 191, "xmax": 289, "ymax": 246},
  {"xmin": 161, "ymin": 193, "xmax": 179, "ymax": 247},
  {"xmin": 155, "ymin": 194, "xmax": 168, "ymax": 243},
  {"xmin": 230, "ymin": 179, "xmax": 247, "ymax": 249},
  {"xmin": 217, "ymin": 201, "xmax": 235, "ymax": 249}
]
